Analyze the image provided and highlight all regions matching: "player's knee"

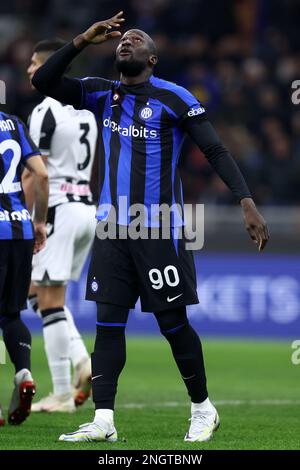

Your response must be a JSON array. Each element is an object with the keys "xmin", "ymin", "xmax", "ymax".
[
  {"xmin": 36, "ymin": 283, "xmax": 66, "ymax": 311},
  {"xmin": 95, "ymin": 325, "xmax": 126, "ymax": 345},
  {"xmin": 96, "ymin": 302, "xmax": 129, "ymax": 326},
  {"xmin": 95, "ymin": 303, "xmax": 128, "ymax": 348},
  {"xmin": 154, "ymin": 306, "xmax": 189, "ymax": 336}
]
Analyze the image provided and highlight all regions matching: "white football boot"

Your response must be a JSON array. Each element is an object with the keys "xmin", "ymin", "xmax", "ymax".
[
  {"xmin": 73, "ymin": 357, "xmax": 92, "ymax": 407},
  {"xmin": 8, "ymin": 369, "xmax": 36, "ymax": 425},
  {"xmin": 59, "ymin": 416, "xmax": 117, "ymax": 442},
  {"xmin": 184, "ymin": 400, "xmax": 220, "ymax": 442},
  {"xmin": 31, "ymin": 393, "xmax": 75, "ymax": 413}
]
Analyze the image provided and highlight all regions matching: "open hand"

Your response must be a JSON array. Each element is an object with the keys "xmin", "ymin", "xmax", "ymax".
[
  {"xmin": 33, "ymin": 222, "xmax": 47, "ymax": 254},
  {"xmin": 241, "ymin": 198, "xmax": 269, "ymax": 251},
  {"xmin": 74, "ymin": 11, "xmax": 125, "ymax": 49}
]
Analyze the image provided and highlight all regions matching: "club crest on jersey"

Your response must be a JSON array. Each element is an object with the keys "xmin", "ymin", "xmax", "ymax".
[
  {"xmin": 113, "ymin": 93, "xmax": 120, "ymax": 102},
  {"xmin": 139, "ymin": 106, "xmax": 153, "ymax": 120},
  {"xmin": 91, "ymin": 278, "xmax": 99, "ymax": 293}
]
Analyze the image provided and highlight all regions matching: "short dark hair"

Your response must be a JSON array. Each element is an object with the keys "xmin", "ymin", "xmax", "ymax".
[{"xmin": 33, "ymin": 39, "xmax": 67, "ymax": 54}]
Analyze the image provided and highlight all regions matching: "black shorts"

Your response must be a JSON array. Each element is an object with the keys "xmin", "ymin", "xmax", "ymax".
[
  {"xmin": 86, "ymin": 224, "xmax": 199, "ymax": 312},
  {"xmin": 0, "ymin": 239, "xmax": 34, "ymax": 315}
]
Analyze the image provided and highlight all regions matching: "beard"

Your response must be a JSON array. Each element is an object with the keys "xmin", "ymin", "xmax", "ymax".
[{"xmin": 115, "ymin": 56, "xmax": 147, "ymax": 77}]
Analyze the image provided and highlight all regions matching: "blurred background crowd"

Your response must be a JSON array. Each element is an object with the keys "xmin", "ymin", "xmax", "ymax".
[{"xmin": 0, "ymin": 0, "xmax": 299, "ymax": 206}]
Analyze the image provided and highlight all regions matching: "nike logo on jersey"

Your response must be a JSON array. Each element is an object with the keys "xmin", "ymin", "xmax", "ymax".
[
  {"xmin": 110, "ymin": 104, "xmax": 119, "ymax": 108},
  {"xmin": 92, "ymin": 374, "xmax": 103, "ymax": 381},
  {"xmin": 167, "ymin": 293, "xmax": 183, "ymax": 302}
]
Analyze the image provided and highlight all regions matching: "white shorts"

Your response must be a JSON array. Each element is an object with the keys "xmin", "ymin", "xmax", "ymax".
[{"xmin": 32, "ymin": 202, "xmax": 96, "ymax": 284}]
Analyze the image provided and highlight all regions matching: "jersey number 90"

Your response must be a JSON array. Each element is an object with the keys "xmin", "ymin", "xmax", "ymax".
[{"xmin": 149, "ymin": 265, "xmax": 180, "ymax": 290}]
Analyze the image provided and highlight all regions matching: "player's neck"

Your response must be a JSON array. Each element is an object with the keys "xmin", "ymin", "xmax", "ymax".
[{"xmin": 120, "ymin": 70, "xmax": 152, "ymax": 86}]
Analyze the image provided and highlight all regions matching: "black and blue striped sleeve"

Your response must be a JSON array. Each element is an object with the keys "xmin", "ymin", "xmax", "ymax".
[{"xmin": 165, "ymin": 84, "xmax": 207, "ymax": 123}]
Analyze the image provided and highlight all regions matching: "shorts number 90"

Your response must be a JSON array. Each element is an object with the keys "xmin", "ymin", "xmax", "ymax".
[{"xmin": 148, "ymin": 265, "xmax": 179, "ymax": 290}]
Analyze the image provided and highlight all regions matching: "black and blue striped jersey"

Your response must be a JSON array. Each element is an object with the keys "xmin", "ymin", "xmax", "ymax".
[
  {"xmin": 31, "ymin": 41, "xmax": 252, "ymax": 220},
  {"xmin": 0, "ymin": 112, "xmax": 40, "ymax": 239},
  {"xmin": 78, "ymin": 75, "xmax": 206, "ymax": 227}
]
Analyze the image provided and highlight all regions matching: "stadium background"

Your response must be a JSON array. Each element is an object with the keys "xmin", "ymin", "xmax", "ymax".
[
  {"xmin": 1, "ymin": 0, "xmax": 298, "ymax": 337},
  {"xmin": 1, "ymin": 0, "xmax": 300, "ymax": 451}
]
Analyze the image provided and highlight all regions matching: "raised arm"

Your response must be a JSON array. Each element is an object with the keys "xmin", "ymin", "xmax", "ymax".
[
  {"xmin": 182, "ymin": 116, "xmax": 269, "ymax": 251},
  {"xmin": 31, "ymin": 43, "xmax": 82, "ymax": 107},
  {"xmin": 32, "ymin": 11, "xmax": 125, "ymax": 107}
]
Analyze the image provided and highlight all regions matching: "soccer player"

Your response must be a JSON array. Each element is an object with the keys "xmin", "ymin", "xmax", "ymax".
[
  {"xmin": 0, "ymin": 110, "xmax": 48, "ymax": 424},
  {"xmin": 32, "ymin": 12, "xmax": 269, "ymax": 442},
  {"xmin": 24, "ymin": 39, "xmax": 98, "ymax": 412}
]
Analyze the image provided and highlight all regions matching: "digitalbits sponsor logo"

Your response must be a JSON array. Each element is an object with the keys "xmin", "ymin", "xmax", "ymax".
[
  {"xmin": 139, "ymin": 106, "xmax": 153, "ymax": 120},
  {"xmin": 91, "ymin": 278, "xmax": 99, "ymax": 293},
  {"xmin": 103, "ymin": 117, "xmax": 157, "ymax": 138}
]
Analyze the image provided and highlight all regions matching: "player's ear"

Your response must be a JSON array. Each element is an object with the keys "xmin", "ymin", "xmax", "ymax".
[{"xmin": 149, "ymin": 55, "xmax": 158, "ymax": 66}]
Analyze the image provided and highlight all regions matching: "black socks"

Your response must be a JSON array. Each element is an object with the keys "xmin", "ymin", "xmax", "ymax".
[
  {"xmin": 0, "ymin": 313, "xmax": 31, "ymax": 373},
  {"xmin": 93, "ymin": 303, "xmax": 129, "ymax": 410},
  {"xmin": 91, "ymin": 303, "xmax": 208, "ymax": 410},
  {"xmin": 154, "ymin": 307, "xmax": 208, "ymax": 403}
]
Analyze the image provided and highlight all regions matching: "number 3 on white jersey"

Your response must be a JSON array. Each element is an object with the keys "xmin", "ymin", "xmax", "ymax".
[{"xmin": 0, "ymin": 139, "xmax": 22, "ymax": 194}]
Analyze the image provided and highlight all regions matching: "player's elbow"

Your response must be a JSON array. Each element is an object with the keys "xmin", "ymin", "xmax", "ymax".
[
  {"xmin": 38, "ymin": 170, "xmax": 49, "ymax": 185},
  {"xmin": 204, "ymin": 143, "xmax": 229, "ymax": 162},
  {"xmin": 22, "ymin": 167, "xmax": 32, "ymax": 183},
  {"xmin": 34, "ymin": 166, "xmax": 49, "ymax": 187}
]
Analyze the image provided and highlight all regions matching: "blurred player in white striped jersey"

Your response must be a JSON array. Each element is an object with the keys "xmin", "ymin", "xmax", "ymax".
[{"xmin": 24, "ymin": 39, "xmax": 98, "ymax": 412}]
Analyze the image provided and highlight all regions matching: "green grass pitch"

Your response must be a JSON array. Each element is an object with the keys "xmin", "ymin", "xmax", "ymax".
[{"xmin": 0, "ymin": 335, "xmax": 299, "ymax": 450}]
